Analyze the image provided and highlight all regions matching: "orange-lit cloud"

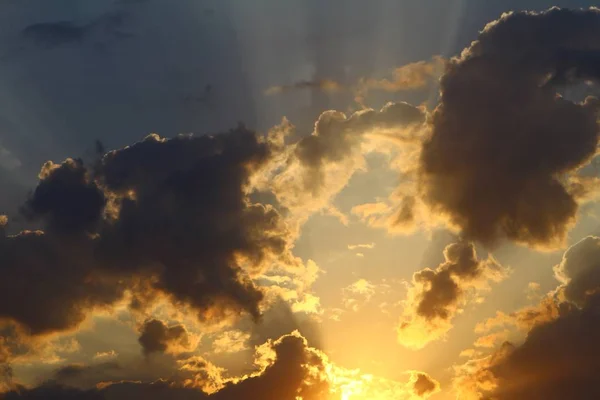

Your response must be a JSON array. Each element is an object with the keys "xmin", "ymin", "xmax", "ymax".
[
  {"xmin": 264, "ymin": 79, "xmax": 342, "ymax": 96},
  {"xmin": 3, "ymin": 331, "xmax": 439, "ymax": 400},
  {"xmin": 354, "ymin": 57, "xmax": 445, "ymax": 104},
  {"xmin": 266, "ymin": 102, "xmax": 426, "ymax": 225},
  {"xmin": 138, "ymin": 319, "xmax": 198, "ymax": 356},
  {"xmin": 397, "ymin": 242, "xmax": 508, "ymax": 349},
  {"xmin": 456, "ymin": 234, "xmax": 600, "ymax": 399}
]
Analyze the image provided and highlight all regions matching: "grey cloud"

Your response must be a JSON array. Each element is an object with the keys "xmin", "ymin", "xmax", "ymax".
[
  {"xmin": 3, "ymin": 332, "xmax": 330, "ymax": 400},
  {"xmin": 554, "ymin": 235, "xmax": 600, "ymax": 306},
  {"xmin": 398, "ymin": 241, "xmax": 506, "ymax": 348},
  {"xmin": 462, "ymin": 235, "xmax": 600, "ymax": 399},
  {"xmin": 0, "ymin": 125, "xmax": 294, "ymax": 336},
  {"xmin": 138, "ymin": 319, "xmax": 191, "ymax": 356},
  {"xmin": 412, "ymin": 372, "xmax": 439, "ymax": 397},
  {"xmin": 419, "ymin": 7, "xmax": 600, "ymax": 248},
  {"xmin": 21, "ymin": 11, "xmax": 132, "ymax": 50}
]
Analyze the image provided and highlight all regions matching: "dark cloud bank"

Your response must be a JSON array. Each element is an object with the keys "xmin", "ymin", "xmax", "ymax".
[
  {"xmin": 0, "ymin": 126, "xmax": 290, "ymax": 337},
  {"xmin": 418, "ymin": 6, "xmax": 600, "ymax": 248},
  {"xmin": 463, "ymin": 235, "xmax": 600, "ymax": 399}
]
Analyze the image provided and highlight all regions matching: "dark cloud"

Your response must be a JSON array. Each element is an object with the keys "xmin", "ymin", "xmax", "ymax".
[
  {"xmin": 0, "ymin": 231, "xmax": 124, "ymax": 335},
  {"xmin": 554, "ymin": 235, "xmax": 600, "ymax": 306},
  {"xmin": 487, "ymin": 295, "xmax": 600, "ymax": 400},
  {"xmin": 21, "ymin": 22, "xmax": 86, "ymax": 48},
  {"xmin": 416, "ymin": 242, "xmax": 499, "ymax": 319},
  {"xmin": 398, "ymin": 242, "xmax": 506, "ymax": 348},
  {"xmin": 96, "ymin": 129, "xmax": 289, "ymax": 322},
  {"xmin": 290, "ymin": 101, "xmax": 425, "ymax": 199},
  {"xmin": 460, "ymin": 235, "xmax": 600, "ymax": 399},
  {"xmin": 20, "ymin": 11, "xmax": 132, "ymax": 50},
  {"xmin": 20, "ymin": 159, "xmax": 105, "ymax": 236},
  {"xmin": 3, "ymin": 332, "xmax": 330, "ymax": 400},
  {"xmin": 419, "ymin": 7, "xmax": 600, "ymax": 248},
  {"xmin": 0, "ymin": 126, "xmax": 294, "ymax": 335},
  {"xmin": 138, "ymin": 319, "xmax": 192, "ymax": 356},
  {"xmin": 412, "ymin": 372, "xmax": 439, "ymax": 397}
]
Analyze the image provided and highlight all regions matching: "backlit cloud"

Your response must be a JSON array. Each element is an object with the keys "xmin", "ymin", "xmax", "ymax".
[
  {"xmin": 138, "ymin": 319, "xmax": 197, "ymax": 356},
  {"xmin": 397, "ymin": 242, "xmax": 508, "ymax": 349},
  {"xmin": 456, "ymin": 234, "xmax": 600, "ymax": 399},
  {"xmin": 2, "ymin": 331, "xmax": 439, "ymax": 400},
  {"xmin": 418, "ymin": 7, "xmax": 600, "ymax": 249}
]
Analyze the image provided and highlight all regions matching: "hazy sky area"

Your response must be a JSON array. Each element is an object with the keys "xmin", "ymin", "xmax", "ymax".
[{"xmin": 2, "ymin": 1, "xmax": 600, "ymax": 399}]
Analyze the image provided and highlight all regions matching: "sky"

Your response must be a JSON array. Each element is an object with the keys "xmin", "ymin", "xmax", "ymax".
[{"xmin": 2, "ymin": 1, "xmax": 600, "ymax": 399}]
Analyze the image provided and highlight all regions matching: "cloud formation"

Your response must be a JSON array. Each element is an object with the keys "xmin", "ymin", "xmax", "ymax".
[
  {"xmin": 2, "ymin": 331, "xmax": 439, "ymax": 400},
  {"xmin": 418, "ymin": 7, "xmax": 600, "ymax": 248},
  {"xmin": 269, "ymin": 102, "xmax": 426, "ymax": 222},
  {"xmin": 398, "ymin": 242, "xmax": 507, "ymax": 349},
  {"xmin": 354, "ymin": 57, "xmax": 445, "ymax": 104},
  {"xmin": 138, "ymin": 319, "xmax": 196, "ymax": 356},
  {"xmin": 456, "ymin": 235, "xmax": 600, "ymax": 399},
  {"xmin": 264, "ymin": 79, "xmax": 342, "ymax": 96},
  {"xmin": 264, "ymin": 58, "xmax": 443, "ymax": 105},
  {"xmin": 0, "ymin": 126, "xmax": 297, "ymax": 337}
]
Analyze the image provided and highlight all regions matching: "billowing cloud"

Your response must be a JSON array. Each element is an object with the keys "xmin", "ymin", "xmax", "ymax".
[
  {"xmin": 354, "ymin": 57, "xmax": 445, "ymax": 104},
  {"xmin": 0, "ymin": 126, "xmax": 298, "ymax": 337},
  {"xmin": 456, "ymin": 235, "xmax": 600, "ymax": 399},
  {"xmin": 95, "ymin": 130, "xmax": 292, "ymax": 322},
  {"xmin": 554, "ymin": 235, "xmax": 600, "ymax": 305},
  {"xmin": 3, "ymin": 331, "xmax": 439, "ymax": 399},
  {"xmin": 418, "ymin": 7, "xmax": 600, "ymax": 248},
  {"xmin": 0, "ymin": 230, "xmax": 123, "ymax": 335},
  {"xmin": 268, "ymin": 102, "xmax": 426, "ymax": 223},
  {"xmin": 21, "ymin": 158, "xmax": 106, "ymax": 235},
  {"xmin": 397, "ymin": 242, "xmax": 507, "ymax": 349},
  {"xmin": 138, "ymin": 319, "xmax": 196, "ymax": 356}
]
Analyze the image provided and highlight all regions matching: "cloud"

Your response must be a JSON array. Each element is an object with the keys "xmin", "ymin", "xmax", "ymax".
[
  {"xmin": 411, "ymin": 371, "xmax": 440, "ymax": 398},
  {"xmin": 268, "ymin": 102, "xmax": 426, "ymax": 223},
  {"xmin": 354, "ymin": 57, "xmax": 445, "ymax": 104},
  {"xmin": 138, "ymin": 319, "xmax": 196, "ymax": 356},
  {"xmin": 456, "ymin": 235, "xmax": 600, "ymax": 399},
  {"xmin": 418, "ymin": 7, "xmax": 600, "ymax": 248},
  {"xmin": 341, "ymin": 279, "xmax": 377, "ymax": 312},
  {"xmin": 397, "ymin": 242, "xmax": 507, "ymax": 349},
  {"xmin": 0, "ymin": 230, "xmax": 124, "ymax": 335},
  {"xmin": 20, "ymin": 11, "xmax": 132, "ymax": 50},
  {"xmin": 20, "ymin": 158, "xmax": 106, "ymax": 235},
  {"xmin": 264, "ymin": 79, "xmax": 342, "ymax": 96},
  {"xmin": 553, "ymin": 235, "xmax": 600, "ymax": 305},
  {"xmin": 3, "ymin": 332, "xmax": 328, "ymax": 399},
  {"xmin": 3, "ymin": 330, "xmax": 439, "ymax": 399},
  {"xmin": 263, "ymin": 58, "xmax": 443, "ymax": 104},
  {"xmin": 0, "ymin": 125, "xmax": 300, "ymax": 338},
  {"xmin": 346, "ymin": 242, "xmax": 375, "ymax": 250},
  {"xmin": 93, "ymin": 350, "xmax": 117, "ymax": 360}
]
